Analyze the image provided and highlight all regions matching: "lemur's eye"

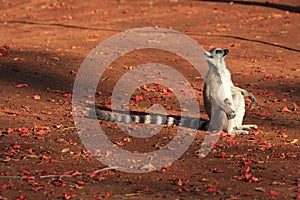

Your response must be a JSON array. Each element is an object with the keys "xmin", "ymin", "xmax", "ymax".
[{"xmin": 215, "ymin": 50, "xmax": 222, "ymax": 54}]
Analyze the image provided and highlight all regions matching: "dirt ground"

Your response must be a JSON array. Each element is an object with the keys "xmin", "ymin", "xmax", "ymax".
[{"xmin": 1, "ymin": 0, "xmax": 300, "ymax": 199}]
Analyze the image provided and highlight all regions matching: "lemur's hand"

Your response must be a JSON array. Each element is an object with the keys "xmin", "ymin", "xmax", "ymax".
[
  {"xmin": 248, "ymin": 92, "xmax": 257, "ymax": 107},
  {"xmin": 224, "ymin": 98, "xmax": 236, "ymax": 119}
]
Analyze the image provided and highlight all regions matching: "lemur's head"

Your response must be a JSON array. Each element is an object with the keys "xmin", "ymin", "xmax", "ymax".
[{"xmin": 204, "ymin": 48, "xmax": 229, "ymax": 66}]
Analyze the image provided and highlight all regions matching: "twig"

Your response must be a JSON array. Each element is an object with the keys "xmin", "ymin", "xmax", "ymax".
[{"xmin": 0, "ymin": 166, "xmax": 119, "ymax": 179}]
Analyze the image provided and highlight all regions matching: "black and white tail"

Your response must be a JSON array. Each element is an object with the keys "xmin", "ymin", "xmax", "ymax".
[{"xmin": 95, "ymin": 108, "xmax": 209, "ymax": 130}]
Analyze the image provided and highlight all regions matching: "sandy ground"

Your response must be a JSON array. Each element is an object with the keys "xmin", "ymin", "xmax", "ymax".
[{"xmin": 0, "ymin": 0, "xmax": 299, "ymax": 199}]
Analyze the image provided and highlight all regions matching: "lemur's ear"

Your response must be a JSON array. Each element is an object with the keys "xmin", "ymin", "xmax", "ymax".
[{"xmin": 204, "ymin": 51, "xmax": 213, "ymax": 59}]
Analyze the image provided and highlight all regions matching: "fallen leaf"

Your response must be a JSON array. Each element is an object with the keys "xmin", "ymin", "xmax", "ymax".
[
  {"xmin": 12, "ymin": 144, "xmax": 21, "ymax": 149},
  {"xmin": 292, "ymin": 103, "xmax": 298, "ymax": 111},
  {"xmin": 31, "ymin": 186, "xmax": 44, "ymax": 191},
  {"xmin": 33, "ymin": 95, "xmax": 41, "ymax": 100},
  {"xmin": 50, "ymin": 57, "xmax": 60, "ymax": 61},
  {"xmin": 291, "ymin": 139, "xmax": 298, "ymax": 144},
  {"xmin": 13, "ymin": 57, "xmax": 25, "ymax": 61},
  {"xmin": 1, "ymin": 184, "xmax": 8, "ymax": 189},
  {"xmin": 268, "ymin": 190, "xmax": 279, "ymax": 196},
  {"xmin": 257, "ymin": 90, "xmax": 273, "ymax": 96},
  {"xmin": 135, "ymin": 95, "xmax": 143, "ymax": 103},
  {"xmin": 261, "ymin": 111, "xmax": 272, "ymax": 117},
  {"xmin": 140, "ymin": 163, "xmax": 156, "ymax": 171},
  {"xmin": 104, "ymin": 193, "xmax": 112, "ymax": 198},
  {"xmin": 255, "ymin": 187, "xmax": 265, "ymax": 192},
  {"xmin": 63, "ymin": 93, "xmax": 72, "ymax": 99},
  {"xmin": 282, "ymin": 106, "xmax": 292, "ymax": 113},
  {"xmin": 6, "ymin": 128, "xmax": 14, "ymax": 134},
  {"xmin": 15, "ymin": 83, "xmax": 28, "ymax": 88},
  {"xmin": 220, "ymin": 152, "xmax": 226, "ymax": 158},
  {"xmin": 61, "ymin": 148, "xmax": 70, "ymax": 153},
  {"xmin": 212, "ymin": 168, "xmax": 225, "ymax": 173},
  {"xmin": 70, "ymin": 70, "xmax": 77, "ymax": 76},
  {"xmin": 0, "ymin": 45, "xmax": 10, "ymax": 57},
  {"xmin": 205, "ymin": 187, "xmax": 217, "ymax": 193}
]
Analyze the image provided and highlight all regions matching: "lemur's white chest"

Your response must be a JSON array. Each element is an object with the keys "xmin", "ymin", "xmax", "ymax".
[{"xmin": 218, "ymin": 69, "xmax": 233, "ymax": 102}]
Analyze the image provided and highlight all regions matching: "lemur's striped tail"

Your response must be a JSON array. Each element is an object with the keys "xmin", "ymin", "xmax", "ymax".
[{"xmin": 95, "ymin": 109, "xmax": 209, "ymax": 130}]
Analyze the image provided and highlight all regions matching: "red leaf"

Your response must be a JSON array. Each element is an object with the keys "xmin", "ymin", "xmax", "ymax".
[
  {"xmin": 90, "ymin": 172, "xmax": 97, "ymax": 178},
  {"xmin": 122, "ymin": 9, "xmax": 131, "ymax": 14},
  {"xmin": 268, "ymin": 190, "xmax": 279, "ymax": 196},
  {"xmin": 15, "ymin": 83, "xmax": 28, "ymax": 88},
  {"xmin": 70, "ymin": 70, "xmax": 78, "ymax": 77},
  {"xmin": 51, "ymin": 179, "xmax": 66, "ymax": 187},
  {"xmin": 71, "ymin": 170, "xmax": 82, "ymax": 176},
  {"xmin": 164, "ymin": 162, "xmax": 172, "ymax": 170},
  {"xmin": 135, "ymin": 95, "xmax": 143, "ymax": 102},
  {"xmin": 32, "ymin": 186, "xmax": 44, "ymax": 191},
  {"xmin": 50, "ymin": 57, "xmax": 60, "ymax": 61},
  {"xmin": 13, "ymin": 57, "xmax": 25, "ymax": 61},
  {"xmin": 1, "ymin": 184, "xmax": 8, "ymax": 189},
  {"xmin": 292, "ymin": 103, "xmax": 298, "ymax": 111},
  {"xmin": 12, "ymin": 144, "xmax": 21, "ymax": 149},
  {"xmin": 63, "ymin": 93, "xmax": 72, "ymax": 99},
  {"xmin": 26, "ymin": 148, "xmax": 35, "ymax": 155},
  {"xmin": 1, "ymin": 51, "xmax": 10, "ymax": 57},
  {"xmin": 205, "ymin": 187, "xmax": 217, "ymax": 193},
  {"xmin": 261, "ymin": 111, "xmax": 272, "ymax": 117},
  {"xmin": 21, "ymin": 105, "xmax": 30, "ymax": 111},
  {"xmin": 17, "ymin": 127, "xmax": 30, "ymax": 134},
  {"xmin": 77, "ymin": 180, "xmax": 85, "ymax": 185},
  {"xmin": 213, "ymin": 168, "xmax": 224, "ymax": 173},
  {"xmin": 6, "ymin": 128, "xmax": 14, "ymax": 134},
  {"xmin": 257, "ymin": 90, "xmax": 273, "ymax": 96},
  {"xmin": 104, "ymin": 193, "xmax": 112, "ymax": 198},
  {"xmin": 35, "ymin": 136, "xmax": 44, "ymax": 140},
  {"xmin": 243, "ymin": 166, "xmax": 251, "ymax": 173},
  {"xmin": 282, "ymin": 106, "xmax": 292, "ymax": 113},
  {"xmin": 0, "ymin": 45, "xmax": 10, "ymax": 57},
  {"xmin": 61, "ymin": 181, "xmax": 67, "ymax": 187},
  {"xmin": 14, "ymin": 195, "xmax": 27, "ymax": 200},
  {"xmin": 220, "ymin": 152, "xmax": 226, "ymax": 158}
]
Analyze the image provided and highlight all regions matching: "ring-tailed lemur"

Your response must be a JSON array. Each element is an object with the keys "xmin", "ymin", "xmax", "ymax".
[
  {"xmin": 92, "ymin": 48, "xmax": 257, "ymax": 134},
  {"xmin": 203, "ymin": 48, "xmax": 258, "ymax": 134}
]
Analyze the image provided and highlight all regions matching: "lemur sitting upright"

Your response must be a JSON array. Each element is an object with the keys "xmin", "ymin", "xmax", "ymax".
[
  {"xmin": 92, "ymin": 48, "xmax": 257, "ymax": 134},
  {"xmin": 203, "ymin": 48, "xmax": 258, "ymax": 134}
]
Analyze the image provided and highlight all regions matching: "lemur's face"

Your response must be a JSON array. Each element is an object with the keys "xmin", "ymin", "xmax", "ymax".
[{"xmin": 204, "ymin": 48, "xmax": 229, "ymax": 65}]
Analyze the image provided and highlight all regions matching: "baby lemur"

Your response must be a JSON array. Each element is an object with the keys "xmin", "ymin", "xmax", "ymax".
[{"xmin": 203, "ymin": 48, "xmax": 257, "ymax": 134}]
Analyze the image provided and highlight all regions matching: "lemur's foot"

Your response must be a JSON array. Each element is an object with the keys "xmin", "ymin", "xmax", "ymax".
[
  {"xmin": 248, "ymin": 93, "xmax": 257, "ymax": 106},
  {"xmin": 241, "ymin": 124, "xmax": 258, "ymax": 130},
  {"xmin": 229, "ymin": 129, "xmax": 250, "ymax": 135}
]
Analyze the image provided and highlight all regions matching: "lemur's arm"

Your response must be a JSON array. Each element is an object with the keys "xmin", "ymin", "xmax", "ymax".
[
  {"xmin": 232, "ymin": 86, "xmax": 257, "ymax": 106},
  {"xmin": 209, "ymin": 84, "xmax": 236, "ymax": 119}
]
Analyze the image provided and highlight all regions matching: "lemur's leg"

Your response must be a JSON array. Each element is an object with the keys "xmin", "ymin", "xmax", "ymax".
[
  {"xmin": 240, "ymin": 124, "xmax": 258, "ymax": 130},
  {"xmin": 232, "ymin": 91, "xmax": 245, "ymax": 129},
  {"xmin": 230, "ymin": 90, "xmax": 258, "ymax": 134},
  {"xmin": 208, "ymin": 107, "xmax": 227, "ymax": 133}
]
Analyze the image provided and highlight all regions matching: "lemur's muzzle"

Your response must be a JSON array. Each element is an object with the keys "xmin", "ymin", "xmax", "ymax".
[{"xmin": 224, "ymin": 49, "xmax": 229, "ymax": 56}]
